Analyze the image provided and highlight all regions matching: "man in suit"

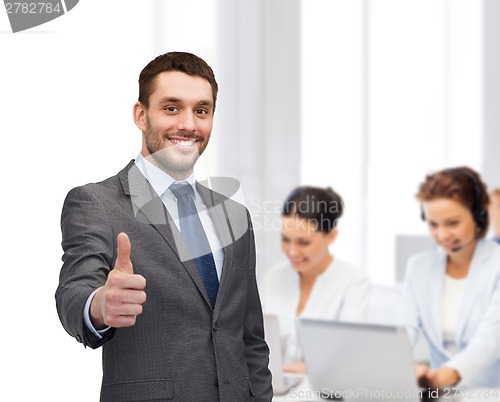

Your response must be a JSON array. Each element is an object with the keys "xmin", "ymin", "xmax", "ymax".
[{"xmin": 55, "ymin": 52, "xmax": 272, "ymax": 402}]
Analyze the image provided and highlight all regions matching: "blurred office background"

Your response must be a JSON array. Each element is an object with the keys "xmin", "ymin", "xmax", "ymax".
[{"xmin": 1, "ymin": 0, "xmax": 500, "ymax": 400}]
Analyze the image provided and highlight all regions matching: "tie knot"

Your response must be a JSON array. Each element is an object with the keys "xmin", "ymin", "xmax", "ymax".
[{"xmin": 170, "ymin": 181, "xmax": 194, "ymax": 199}]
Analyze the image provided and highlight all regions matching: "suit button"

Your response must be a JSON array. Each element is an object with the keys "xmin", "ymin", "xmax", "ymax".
[
  {"xmin": 76, "ymin": 335, "xmax": 82, "ymax": 343},
  {"xmin": 212, "ymin": 326, "xmax": 218, "ymax": 331}
]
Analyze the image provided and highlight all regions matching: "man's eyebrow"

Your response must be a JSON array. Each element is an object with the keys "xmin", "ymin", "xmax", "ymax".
[
  {"xmin": 158, "ymin": 96, "xmax": 181, "ymax": 105},
  {"xmin": 197, "ymin": 100, "xmax": 214, "ymax": 108},
  {"xmin": 157, "ymin": 97, "xmax": 213, "ymax": 108}
]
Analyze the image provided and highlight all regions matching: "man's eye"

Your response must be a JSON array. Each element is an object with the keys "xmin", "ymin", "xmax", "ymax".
[
  {"xmin": 165, "ymin": 107, "xmax": 177, "ymax": 112},
  {"xmin": 196, "ymin": 109, "xmax": 208, "ymax": 115}
]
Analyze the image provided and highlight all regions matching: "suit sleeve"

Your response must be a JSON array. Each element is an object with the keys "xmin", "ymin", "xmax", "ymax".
[
  {"xmin": 242, "ymin": 213, "xmax": 273, "ymax": 401},
  {"xmin": 55, "ymin": 185, "xmax": 116, "ymax": 348}
]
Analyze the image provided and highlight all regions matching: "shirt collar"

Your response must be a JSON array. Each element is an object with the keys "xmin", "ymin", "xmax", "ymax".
[{"xmin": 134, "ymin": 153, "xmax": 196, "ymax": 197}]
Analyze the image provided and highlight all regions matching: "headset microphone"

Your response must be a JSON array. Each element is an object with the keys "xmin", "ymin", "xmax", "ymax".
[{"xmin": 450, "ymin": 239, "xmax": 475, "ymax": 253}]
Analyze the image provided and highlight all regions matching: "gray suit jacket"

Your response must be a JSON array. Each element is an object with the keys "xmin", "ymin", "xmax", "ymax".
[{"xmin": 55, "ymin": 161, "xmax": 272, "ymax": 402}]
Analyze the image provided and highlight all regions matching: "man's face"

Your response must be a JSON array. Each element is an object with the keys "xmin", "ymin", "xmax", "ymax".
[{"xmin": 134, "ymin": 71, "xmax": 214, "ymax": 178}]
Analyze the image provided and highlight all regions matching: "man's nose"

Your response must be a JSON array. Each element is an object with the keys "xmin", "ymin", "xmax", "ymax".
[{"xmin": 177, "ymin": 111, "xmax": 196, "ymax": 132}]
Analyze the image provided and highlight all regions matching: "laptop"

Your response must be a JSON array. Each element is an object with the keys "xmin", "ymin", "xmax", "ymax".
[
  {"xmin": 264, "ymin": 313, "xmax": 304, "ymax": 395},
  {"xmin": 296, "ymin": 319, "xmax": 426, "ymax": 402}
]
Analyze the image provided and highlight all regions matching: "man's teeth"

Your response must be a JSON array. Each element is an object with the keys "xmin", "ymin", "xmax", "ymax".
[{"xmin": 171, "ymin": 138, "xmax": 195, "ymax": 147}]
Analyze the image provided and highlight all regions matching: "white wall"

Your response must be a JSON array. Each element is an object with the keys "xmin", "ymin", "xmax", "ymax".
[
  {"xmin": 482, "ymin": 0, "xmax": 500, "ymax": 189},
  {"xmin": 215, "ymin": 0, "xmax": 302, "ymax": 282},
  {"xmin": 301, "ymin": 0, "xmax": 485, "ymax": 285}
]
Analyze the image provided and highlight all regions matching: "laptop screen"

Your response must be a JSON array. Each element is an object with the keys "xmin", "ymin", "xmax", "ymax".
[{"xmin": 296, "ymin": 319, "xmax": 422, "ymax": 402}]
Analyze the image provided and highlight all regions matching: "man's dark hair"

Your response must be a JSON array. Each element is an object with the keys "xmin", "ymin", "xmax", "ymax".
[{"xmin": 138, "ymin": 51, "xmax": 218, "ymax": 111}]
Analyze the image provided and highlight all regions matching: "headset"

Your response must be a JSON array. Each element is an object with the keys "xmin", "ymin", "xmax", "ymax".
[{"xmin": 420, "ymin": 168, "xmax": 488, "ymax": 232}]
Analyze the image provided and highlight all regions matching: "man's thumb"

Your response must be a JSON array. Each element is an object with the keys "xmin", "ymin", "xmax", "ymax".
[{"xmin": 115, "ymin": 232, "xmax": 133, "ymax": 274}]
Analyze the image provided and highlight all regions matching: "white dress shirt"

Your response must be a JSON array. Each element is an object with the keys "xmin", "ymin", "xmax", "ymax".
[{"xmin": 442, "ymin": 275, "xmax": 466, "ymax": 356}]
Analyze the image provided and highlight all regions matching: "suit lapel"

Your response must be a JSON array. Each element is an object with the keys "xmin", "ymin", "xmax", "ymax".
[
  {"xmin": 118, "ymin": 162, "xmax": 213, "ymax": 307},
  {"xmin": 120, "ymin": 161, "xmax": 173, "ymax": 244}
]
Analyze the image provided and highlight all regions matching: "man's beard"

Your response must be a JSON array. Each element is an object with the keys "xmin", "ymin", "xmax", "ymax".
[{"xmin": 144, "ymin": 119, "xmax": 206, "ymax": 178}]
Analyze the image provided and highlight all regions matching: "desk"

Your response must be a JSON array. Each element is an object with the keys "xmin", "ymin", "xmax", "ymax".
[
  {"xmin": 272, "ymin": 376, "xmax": 321, "ymax": 401},
  {"xmin": 272, "ymin": 376, "xmax": 500, "ymax": 401}
]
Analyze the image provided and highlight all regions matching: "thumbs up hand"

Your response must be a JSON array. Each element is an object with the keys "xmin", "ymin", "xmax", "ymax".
[{"xmin": 90, "ymin": 233, "xmax": 147, "ymax": 329}]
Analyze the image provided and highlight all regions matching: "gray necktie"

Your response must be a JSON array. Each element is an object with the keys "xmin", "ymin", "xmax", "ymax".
[{"xmin": 170, "ymin": 182, "xmax": 218, "ymax": 307}]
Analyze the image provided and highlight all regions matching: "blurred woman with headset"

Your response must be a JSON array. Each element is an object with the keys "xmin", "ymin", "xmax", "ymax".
[
  {"xmin": 398, "ymin": 167, "xmax": 500, "ymax": 388},
  {"xmin": 264, "ymin": 186, "xmax": 370, "ymax": 374}
]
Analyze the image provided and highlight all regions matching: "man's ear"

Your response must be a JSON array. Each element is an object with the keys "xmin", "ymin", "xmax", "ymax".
[
  {"xmin": 133, "ymin": 101, "xmax": 147, "ymax": 132},
  {"xmin": 327, "ymin": 228, "xmax": 339, "ymax": 245}
]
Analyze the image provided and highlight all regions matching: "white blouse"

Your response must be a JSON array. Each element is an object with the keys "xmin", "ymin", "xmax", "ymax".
[
  {"xmin": 442, "ymin": 275, "xmax": 466, "ymax": 355},
  {"xmin": 263, "ymin": 258, "xmax": 371, "ymax": 364}
]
